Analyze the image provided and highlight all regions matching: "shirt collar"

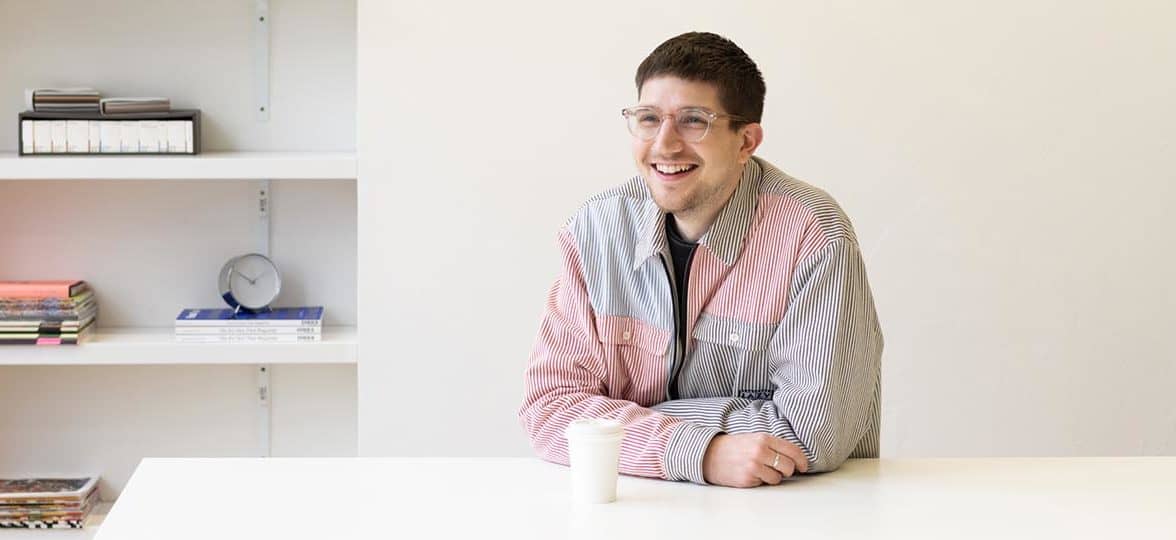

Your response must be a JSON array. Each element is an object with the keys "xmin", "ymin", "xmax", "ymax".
[
  {"xmin": 632, "ymin": 157, "xmax": 762, "ymax": 270},
  {"xmin": 632, "ymin": 200, "xmax": 668, "ymax": 271}
]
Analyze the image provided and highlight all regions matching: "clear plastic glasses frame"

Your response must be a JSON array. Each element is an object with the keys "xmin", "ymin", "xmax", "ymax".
[{"xmin": 621, "ymin": 106, "xmax": 750, "ymax": 142}]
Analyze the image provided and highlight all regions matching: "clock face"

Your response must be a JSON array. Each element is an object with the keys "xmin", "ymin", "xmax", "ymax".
[{"xmin": 219, "ymin": 253, "xmax": 281, "ymax": 310}]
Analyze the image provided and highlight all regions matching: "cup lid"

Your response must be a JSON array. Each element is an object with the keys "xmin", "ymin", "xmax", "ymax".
[{"xmin": 565, "ymin": 418, "xmax": 624, "ymax": 439}]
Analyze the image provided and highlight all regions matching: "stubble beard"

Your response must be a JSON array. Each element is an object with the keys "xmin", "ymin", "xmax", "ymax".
[{"xmin": 647, "ymin": 176, "xmax": 729, "ymax": 222}]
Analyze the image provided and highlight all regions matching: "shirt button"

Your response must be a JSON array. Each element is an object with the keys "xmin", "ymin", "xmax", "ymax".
[
  {"xmin": 729, "ymin": 333, "xmax": 740, "ymax": 342},
  {"xmin": 622, "ymin": 331, "xmax": 632, "ymax": 341}
]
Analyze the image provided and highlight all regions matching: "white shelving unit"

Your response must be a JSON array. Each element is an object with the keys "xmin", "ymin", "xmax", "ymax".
[
  {"xmin": 0, "ymin": 1, "xmax": 360, "ymax": 522},
  {"xmin": 1, "ymin": 152, "xmax": 359, "ymax": 368},
  {"xmin": 0, "ymin": 327, "xmax": 357, "ymax": 366},
  {"xmin": 0, "ymin": 151, "xmax": 356, "ymax": 181}
]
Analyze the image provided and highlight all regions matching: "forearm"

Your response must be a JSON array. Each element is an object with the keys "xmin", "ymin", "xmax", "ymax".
[
  {"xmin": 652, "ymin": 395, "xmax": 861, "ymax": 473},
  {"xmin": 652, "ymin": 397, "xmax": 803, "ymax": 450},
  {"xmin": 521, "ymin": 387, "xmax": 721, "ymax": 482}
]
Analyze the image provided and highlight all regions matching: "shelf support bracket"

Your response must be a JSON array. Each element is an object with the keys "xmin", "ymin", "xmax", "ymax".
[
  {"xmin": 253, "ymin": 0, "xmax": 270, "ymax": 122},
  {"xmin": 258, "ymin": 365, "xmax": 271, "ymax": 457},
  {"xmin": 258, "ymin": 179, "xmax": 271, "ymax": 256}
]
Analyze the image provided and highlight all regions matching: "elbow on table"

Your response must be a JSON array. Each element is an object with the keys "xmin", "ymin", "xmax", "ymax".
[
  {"xmin": 806, "ymin": 453, "xmax": 848, "ymax": 474},
  {"xmin": 517, "ymin": 404, "xmax": 570, "ymax": 466},
  {"xmin": 797, "ymin": 441, "xmax": 855, "ymax": 474},
  {"xmin": 523, "ymin": 430, "xmax": 571, "ymax": 467}
]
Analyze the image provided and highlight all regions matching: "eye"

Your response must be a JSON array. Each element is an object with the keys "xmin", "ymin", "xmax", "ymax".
[
  {"xmin": 680, "ymin": 113, "xmax": 709, "ymax": 126},
  {"xmin": 637, "ymin": 113, "xmax": 660, "ymax": 125}
]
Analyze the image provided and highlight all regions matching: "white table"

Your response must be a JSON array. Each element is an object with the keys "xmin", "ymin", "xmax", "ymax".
[{"xmin": 94, "ymin": 457, "xmax": 1175, "ymax": 539}]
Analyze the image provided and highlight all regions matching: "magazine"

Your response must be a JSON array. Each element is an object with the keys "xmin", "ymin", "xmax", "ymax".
[{"xmin": 0, "ymin": 475, "xmax": 99, "ymax": 504}]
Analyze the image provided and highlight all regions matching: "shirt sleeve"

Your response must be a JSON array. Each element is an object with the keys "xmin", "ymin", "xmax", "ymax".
[
  {"xmin": 651, "ymin": 237, "xmax": 883, "ymax": 473},
  {"xmin": 518, "ymin": 228, "xmax": 721, "ymax": 483}
]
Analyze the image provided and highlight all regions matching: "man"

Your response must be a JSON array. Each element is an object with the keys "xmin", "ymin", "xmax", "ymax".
[{"xmin": 519, "ymin": 32, "xmax": 883, "ymax": 488}]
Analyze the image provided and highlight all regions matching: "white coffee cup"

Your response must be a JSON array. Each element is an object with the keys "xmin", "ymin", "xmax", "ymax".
[{"xmin": 565, "ymin": 418, "xmax": 625, "ymax": 504}]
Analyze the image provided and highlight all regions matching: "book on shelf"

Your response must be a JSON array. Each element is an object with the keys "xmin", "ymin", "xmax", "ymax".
[
  {"xmin": 0, "ymin": 322, "xmax": 95, "ymax": 345},
  {"xmin": 175, "ymin": 306, "xmax": 324, "ymax": 343},
  {"xmin": 176, "ymin": 333, "xmax": 322, "ymax": 343},
  {"xmin": 18, "ymin": 109, "xmax": 201, "ymax": 156},
  {"xmin": 0, "ymin": 280, "xmax": 88, "ymax": 299},
  {"xmin": 0, "ymin": 474, "xmax": 100, "ymax": 529},
  {"xmin": 175, "ymin": 306, "xmax": 324, "ymax": 327},
  {"xmin": 0, "ymin": 329, "xmax": 93, "ymax": 345},
  {"xmin": 24, "ymin": 88, "xmax": 101, "ymax": 113},
  {"xmin": 0, "ymin": 302, "xmax": 97, "ymax": 321},
  {"xmin": 0, "ymin": 320, "xmax": 93, "ymax": 332},
  {"xmin": 0, "ymin": 281, "xmax": 98, "ymax": 346},
  {"xmin": 0, "ymin": 287, "xmax": 94, "ymax": 309},
  {"xmin": 0, "ymin": 292, "xmax": 97, "ymax": 322},
  {"xmin": 174, "ymin": 325, "xmax": 321, "ymax": 335},
  {"xmin": 100, "ymin": 97, "xmax": 170, "ymax": 114}
]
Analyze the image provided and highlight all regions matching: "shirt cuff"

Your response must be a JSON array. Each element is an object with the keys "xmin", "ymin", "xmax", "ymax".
[{"xmin": 663, "ymin": 422, "xmax": 723, "ymax": 484}]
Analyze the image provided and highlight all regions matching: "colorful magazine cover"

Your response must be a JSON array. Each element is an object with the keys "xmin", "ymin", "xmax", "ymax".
[
  {"xmin": 0, "ymin": 475, "xmax": 98, "ymax": 503},
  {"xmin": 0, "ymin": 281, "xmax": 89, "ymax": 299}
]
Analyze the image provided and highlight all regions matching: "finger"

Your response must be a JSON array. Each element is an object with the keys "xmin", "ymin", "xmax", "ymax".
[
  {"xmin": 756, "ymin": 464, "xmax": 784, "ymax": 485},
  {"xmin": 772, "ymin": 452, "xmax": 796, "ymax": 478},
  {"xmin": 767, "ymin": 438, "xmax": 810, "ymax": 473},
  {"xmin": 758, "ymin": 447, "xmax": 795, "ymax": 478}
]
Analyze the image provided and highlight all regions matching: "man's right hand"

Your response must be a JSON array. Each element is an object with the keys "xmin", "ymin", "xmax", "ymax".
[{"xmin": 701, "ymin": 433, "xmax": 810, "ymax": 488}]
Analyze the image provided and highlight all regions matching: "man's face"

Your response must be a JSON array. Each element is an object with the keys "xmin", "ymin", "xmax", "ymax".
[{"xmin": 632, "ymin": 76, "xmax": 757, "ymax": 218}]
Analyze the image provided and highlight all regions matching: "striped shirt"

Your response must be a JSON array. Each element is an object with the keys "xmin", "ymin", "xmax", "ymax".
[{"xmin": 519, "ymin": 157, "xmax": 883, "ymax": 484}]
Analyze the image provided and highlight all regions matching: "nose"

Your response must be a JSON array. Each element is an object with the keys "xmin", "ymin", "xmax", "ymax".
[{"xmin": 650, "ymin": 116, "xmax": 684, "ymax": 154}]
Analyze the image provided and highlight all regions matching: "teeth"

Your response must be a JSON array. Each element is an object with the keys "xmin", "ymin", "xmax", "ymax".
[{"xmin": 654, "ymin": 163, "xmax": 695, "ymax": 174}]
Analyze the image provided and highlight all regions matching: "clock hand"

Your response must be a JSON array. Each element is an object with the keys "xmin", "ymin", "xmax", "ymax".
[{"xmin": 237, "ymin": 271, "xmax": 259, "ymax": 285}]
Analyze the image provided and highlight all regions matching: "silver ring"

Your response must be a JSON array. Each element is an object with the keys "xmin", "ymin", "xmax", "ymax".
[{"xmin": 772, "ymin": 452, "xmax": 780, "ymax": 469}]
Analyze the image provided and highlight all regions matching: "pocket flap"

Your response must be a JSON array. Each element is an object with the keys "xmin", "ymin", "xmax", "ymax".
[
  {"xmin": 692, "ymin": 313, "xmax": 776, "ymax": 352},
  {"xmin": 595, "ymin": 315, "xmax": 670, "ymax": 355}
]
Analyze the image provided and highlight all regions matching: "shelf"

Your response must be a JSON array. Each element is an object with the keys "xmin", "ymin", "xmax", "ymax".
[
  {"xmin": 0, "ymin": 501, "xmax": 110, "ymax": 539},
  {"xmin": 0, "ymin": 151, "xmax": 356, "ymax": 180},
  {"xmin": 0, "ymin": 327, "xmax": 357, "ymax": 366}
]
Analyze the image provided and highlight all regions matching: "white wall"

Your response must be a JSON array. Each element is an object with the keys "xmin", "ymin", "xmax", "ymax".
[
  {"xmin": 0, "ymin": 0, "xmax": 355, "ymax": 151},
  {"xmin": 358, "ymin": 0, "xmax": 1175, "ymax": 458},
  {"xmin": 0, "ymin": 0, "xmax": 359, "ymax": 499},
  {"xmin": 0, "ymin": 363, "xmax": 356, "ymax": 497}
]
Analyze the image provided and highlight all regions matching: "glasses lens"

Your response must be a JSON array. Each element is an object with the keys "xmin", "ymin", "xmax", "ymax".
[
  {"xmin": 626, "ymin": 108, "xmax": 661, "ymax": 140},
  {"xmin": 676, "ymin": 110, "xmax": 711, "ymax": 142}
]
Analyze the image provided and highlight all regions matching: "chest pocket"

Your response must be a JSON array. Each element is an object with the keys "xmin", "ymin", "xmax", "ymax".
[
  {"xmin": 682, "ymin": 313, "xmax": 778, "ymax": 399},
  {"xmin": 594, "ymin": 315, "xmax": 670, "ymax": 406}
]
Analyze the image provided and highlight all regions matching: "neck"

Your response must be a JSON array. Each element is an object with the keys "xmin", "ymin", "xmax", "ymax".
[
  {"xmin": 670, "ymin": 173, "xmax": 742, "ymax": 243},
  {"xmin": 668, "ymin": 209, "xmax": 713, "ymax": 243}
]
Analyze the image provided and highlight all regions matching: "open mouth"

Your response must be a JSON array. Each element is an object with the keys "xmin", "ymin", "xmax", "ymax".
[{"xmin": 651, "ymin": 163, "xmax": 699, "ymax": 179}]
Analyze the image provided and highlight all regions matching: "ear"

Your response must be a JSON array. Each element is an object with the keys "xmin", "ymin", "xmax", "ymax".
[{"xmin": 738, "ymin": 123, "xmax": 764, "ymax": 163}]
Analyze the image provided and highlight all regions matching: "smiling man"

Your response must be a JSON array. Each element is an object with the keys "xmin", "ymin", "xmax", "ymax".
[{"xmin": 519, "ymin": 32, "xmax": 883, "ymax": 488}]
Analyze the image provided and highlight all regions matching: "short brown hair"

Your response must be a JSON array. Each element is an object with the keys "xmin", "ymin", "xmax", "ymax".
[{"xmin": 635, "ymin": 32, "xmax": 765, "ymax": 131}]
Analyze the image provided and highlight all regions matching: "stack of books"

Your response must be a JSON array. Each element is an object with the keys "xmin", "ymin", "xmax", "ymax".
[
  {"xmin": 175, "ymin": 306, "xmax": 324, "ymax": 343},
  {"xmin": 0, "ymin": 281, "xmax": 97, "ymax": 345},
  {"xmin": 18, "ymin": 87, "xmax": 199, "ymax": 155},
  {"xmin": 0, "ymin": 475, "xmax": 100, "ymax": 529},
  {"xmin": 25, "ymin": 88, "xmax": 170, "ymax": 114}
]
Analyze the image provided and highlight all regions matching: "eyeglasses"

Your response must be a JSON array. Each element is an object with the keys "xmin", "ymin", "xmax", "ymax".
[{"xmin": 621, "ymin": 106, "xmax": 750, "ymax": 143}]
